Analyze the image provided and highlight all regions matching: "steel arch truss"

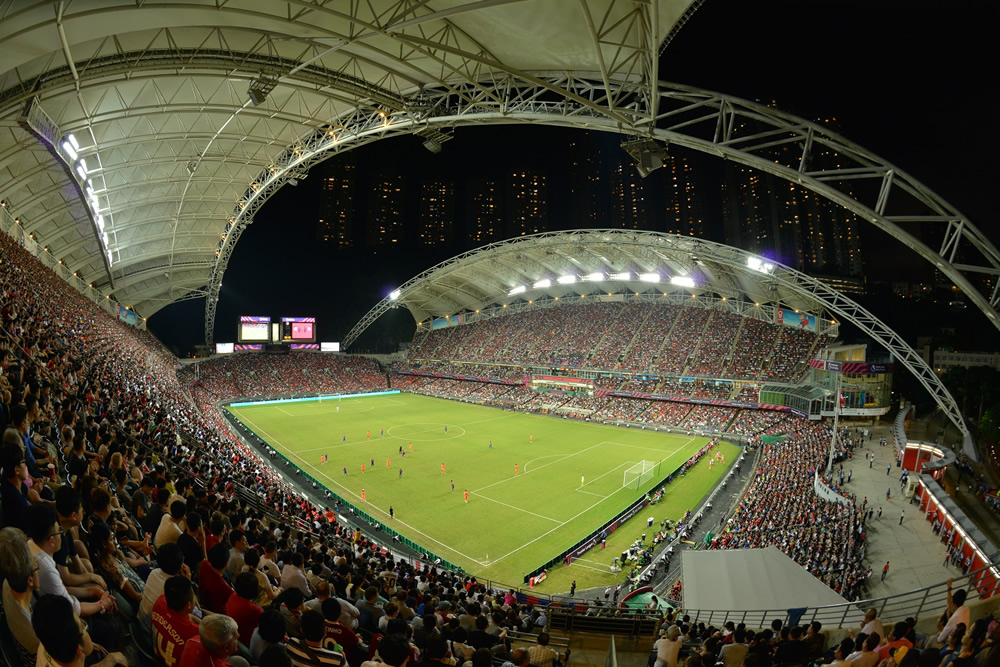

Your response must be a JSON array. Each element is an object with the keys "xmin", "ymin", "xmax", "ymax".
[
  {"xmin": 341, "ymin": 229, "xmax": 974, "ymax": 459},
  {"xmin": 206, "ymin": 77, "xmax": 1000, "ymax": 350}
]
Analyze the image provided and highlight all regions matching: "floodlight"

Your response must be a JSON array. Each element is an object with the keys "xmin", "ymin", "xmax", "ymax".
[
  {"xmin": 557, "ymin": 275, "xmax": 577, "ymax": 285},
  {"xmin": 747, "ymin": 257, "xmax": 775, "ymax": 274},
  {"xmin": 96, "ymin": 215, "xmax": 104, "ymax": 231},
  {"xmin": 66, "ymin": 133, "xmax": 79, "ymax": 151},
  {"xmin": 422, "ymin": 139, "xmax": 442, "ymax": 153},
  {"xmin": 583, "ymin": 272, "xmax": 604, "ymax": 282},
  {"xmin": 509, "ymin": 285, "xmax": 526, "ymax": 296},
  {"xmin": 609, "ymin": 272, "xmax": 631, "ymax": 281},
  {"xmin": 75, "ymin": 164, "xmax": 86, "ymax": 180},
  {"xmin": 247, "ymin": 75, "xmax": 278, "ymax": 106},
  {"xmin": 639, "ymin": 273, "xmax": 660, "ymax": 283},
  {"xmin": 78, "ymin": 158, "xmax": 88, "ymax": 173},
  {"xmin": 671, "ymin": 276, "xmax": 696, "ymax": 288},
  {"xmin": 389, "ymin": 289, "xmax": 401, "ymax": 301},
  {"xmin": 533, "ymin": 279, "xmax": 551, "ymax": 289},
  {"xmin": 61, "ymin": 141, "xmax": 78, "ymax": 161},
  {"xmin": 621, "ymin": 138, "xmax": 668, "ymax": 178}
]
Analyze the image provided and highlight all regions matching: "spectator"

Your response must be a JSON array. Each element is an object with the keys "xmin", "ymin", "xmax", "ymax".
[
  {"xmin": 31, "ymin": 594, "xmax": 126, "ymax": 666},
  {"xmin": 198, "ymin": 542, "xmax": 235, "ymax": 613},
  {"xmin": 282, "ymin": 551, "xmax": 312, "ymax": 597},
  {"xmin": 287, "ymin": 609, "xmax": 347, "ymax": 666},
  {"xmin": 938, "ymin": 580, "xmax": 970, "ymax": 645},
  {"xmin": 0, "ymin": 526, "xmax": 39, "ymax": 664},
  {"xmin": 653, "ymin": 625, "xmax": 683, "ymax": 667},
  {"xmin": 226, "ymin": 571, "xmax": 265, "ymax": 646},
  {"xmin": 152, "ymin": 576, "xmax": 200, "ymax": 665},
  {"xmin": 178, "ymin": 613, "xmax": 249, "ymax": 667},
  {"xmin": 251, "ymin": 608, "xmax": 289, "ymax": 663}
]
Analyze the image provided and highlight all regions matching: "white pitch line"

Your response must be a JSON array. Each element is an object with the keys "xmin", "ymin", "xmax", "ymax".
[
  {"xmin": 488, "ymin": 445, "xmax": 690, "ymax": 566},
  {"xmin": 236, "ymin": 413, "xmax": 490, "ymax": 566},
  {"xmin": 575, "ymin": 489, "xmax": 605, "ymax": 497},
  {"xmin": 471, "ymin": 441, "xmax": 608, "ymax": 494},
  {"xmin": 472, "ymin": 492, "xmax": 562, "ymax": 523},
  {"xmin": 276, "ymin": 407, "xmax": 294, "ymax": 416}
]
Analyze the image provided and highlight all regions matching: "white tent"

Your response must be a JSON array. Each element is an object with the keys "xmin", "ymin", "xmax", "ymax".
[{"xmin": 680, "ymin": 546, "xmax": 865, "ymax": 627}]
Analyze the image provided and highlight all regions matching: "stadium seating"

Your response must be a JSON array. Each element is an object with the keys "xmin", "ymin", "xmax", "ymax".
[{"xmin": 0, "ymin": 224, "xmax": 882, "ymax": 667}]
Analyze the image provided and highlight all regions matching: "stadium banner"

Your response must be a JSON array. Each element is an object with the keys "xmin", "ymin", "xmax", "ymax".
[
  {"xmin": 116, "ymin": 304, "xmax": 137, "ymax": 326},
  {"xmin": 598, "ymin": 294, "xmax": 624, "ymax": 302},
  {"xmin": 607, "ymin": 390, "xmax": 798, "ymax": 414},
  {"xmin": 215, "ymin": 343, "xmax": 234, "ymax": 354},
  {"xmin": 230, "ymin": 389, "xmax": 400, "ymax": 407},
  {"xmin": 290, "ymin": 343, "xmax": 320, "ymax": 350},
  {"xmin": 809, "ymin": 359, "xmax": 892, "ymax": 374},
  {"xmin": 431, "ymin": 314, "xmax": 464, "ymax": 330},
  {"xmin": 234, "ymin": 344, "xmax": 263, "ymax": 351},
  {"xmin": 391, "ymin": 369, "xmax": 521, "ymax": 386},
  {"xmin": 776, "ymin": 307, "xmax": 816, "ymax": 332}
]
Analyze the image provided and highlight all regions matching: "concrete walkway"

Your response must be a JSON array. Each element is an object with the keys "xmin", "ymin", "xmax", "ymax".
[{"xmin": 837, "ymin": 422, "xmax": 954, "ymax": 599}]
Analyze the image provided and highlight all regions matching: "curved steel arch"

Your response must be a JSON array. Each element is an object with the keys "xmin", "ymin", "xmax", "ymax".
[
  {"xmin": 206, "ymin": 77, "xmax": 1000, "ymax": 349},
  {"xmin": 344, "ymin": 229, "xmax": 976, "ymax": 460}
]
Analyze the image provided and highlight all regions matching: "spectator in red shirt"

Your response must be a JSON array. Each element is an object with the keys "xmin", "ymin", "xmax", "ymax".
[
  {"xmin": 178, "ymin": 614, "xmax": 247, "ymax": 667},
  {"xmin": 322, "ymin": 598, "xmax": 365, "ymax": 665},
  {"xmin": 198, "ymin": 543, "xmax": 234, "ymax": 613},
  {"xmin": 226, "ymin": 572, "xmax": 263, "ymax": 646},
  {"xmin": 152, "ymin": 576, "xmax": 200, "ymax": 666}
]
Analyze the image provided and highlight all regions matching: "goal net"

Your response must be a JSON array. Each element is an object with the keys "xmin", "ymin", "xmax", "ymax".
[{"xmin": 623, "ymin": 460, "xmax": 659, "ymax": 489}]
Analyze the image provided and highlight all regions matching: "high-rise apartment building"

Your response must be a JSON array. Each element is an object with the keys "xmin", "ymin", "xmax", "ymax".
[
  {"xmin": 568, "ymin": 133, "xmax": 603, "ymax": 228},
  {"xmin": 508, "ymin": 170, "xmax": 547, "ymax": 236},
  {"xmin": 662, "ymin": 154, "xmax": 706, "ymax": 238},
  {"xmin": 468, "ymin": 179, "xmax": 503, "ymax": 245},
  {"xmin": 418, "ymin": 179, "xmax": 455, "ymax": 245},
  {"xmin": 608, "ymin": 159, "xmax": 648, "ymax": 229},
  {"xmin": 367, "ymin": 170, "xmax": 404, "ymax": 247},
  {"xmin": 317, "ymin": 157, "xmax": 357, "ymax": 246}
]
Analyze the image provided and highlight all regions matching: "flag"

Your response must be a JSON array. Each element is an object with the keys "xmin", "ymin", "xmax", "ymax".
[{"xmin": 704, "ymin": 530, "xmax": 713, "ymax": 545}]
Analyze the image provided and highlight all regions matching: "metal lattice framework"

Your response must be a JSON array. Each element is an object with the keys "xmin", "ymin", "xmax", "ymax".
[
  {"xmin": 0, "ymin": 1, "xmax": 993, "ymax": 452},
  {"xmin": 348, "ymin": 228, "xmax": 975, "ymax": 458}
]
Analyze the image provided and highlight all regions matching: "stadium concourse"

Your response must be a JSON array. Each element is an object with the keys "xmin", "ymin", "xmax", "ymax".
[{"xmin": 3, "ymin": 217, "xmax": 996, "ymax": 667}]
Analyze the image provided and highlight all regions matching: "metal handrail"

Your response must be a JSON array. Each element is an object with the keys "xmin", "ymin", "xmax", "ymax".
[{"xmin": 676, "ymin": 562, "xmax": 999, "ymax": 628}]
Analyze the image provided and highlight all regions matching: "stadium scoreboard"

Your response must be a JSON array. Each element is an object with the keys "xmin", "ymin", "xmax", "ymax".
[
  {"xmin": 238, "ymin": 315, "xmax": 270, "ymax": 342},
  {"xmin": 281, "ymin": 316, "xmax": 316, "ymax": 342}
]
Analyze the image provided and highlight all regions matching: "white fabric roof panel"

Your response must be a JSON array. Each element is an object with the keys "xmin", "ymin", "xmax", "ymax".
[
  {"xmin": 680, "ymin": 546, "xmax": 865, "ymax": 626},
  {"xmin": 0, "ymin": 0, "xmax": 697, "ymax": 319}
]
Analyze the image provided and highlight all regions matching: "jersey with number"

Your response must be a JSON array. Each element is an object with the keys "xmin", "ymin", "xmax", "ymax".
[{"xmin": 151, "ymin": 594, "xmax": 199, "ymax": 667}]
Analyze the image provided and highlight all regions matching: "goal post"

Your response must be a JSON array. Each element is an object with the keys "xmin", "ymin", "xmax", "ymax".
[{"xmin": 623, "ymin": 460, "xmax": 660, "ymax": 489}]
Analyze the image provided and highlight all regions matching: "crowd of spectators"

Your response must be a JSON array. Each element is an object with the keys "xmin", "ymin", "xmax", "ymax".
[
  {"xmin": 0, "ymin": 228, "xmax": 607, "ymax": 667},
  {"xmin": 406, "ymin": 302, "xmax": 823, "ymax": 382},
  {"xmin": 709, "ymin": 420, "xmax": 870, "ymax": 600}
]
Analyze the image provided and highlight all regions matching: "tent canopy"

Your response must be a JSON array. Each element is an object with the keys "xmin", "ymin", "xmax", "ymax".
[{"xmin": 680, "ymin": 546, "xmax": 864, "ymax": 626}]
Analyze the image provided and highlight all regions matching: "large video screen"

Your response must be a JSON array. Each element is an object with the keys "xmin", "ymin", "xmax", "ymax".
[
  {"xmin": 239, "ymin": 316, "xmax": 271, "ymax": 342},
  {"xmin": 281, "ymin": 317, "xmax": 316, "ymax": 342}
]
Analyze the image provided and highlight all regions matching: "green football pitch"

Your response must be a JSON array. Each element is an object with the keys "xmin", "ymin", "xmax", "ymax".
[{"xmin": 227, "ymin": 392, "xmax": 736, "ymax": 591}]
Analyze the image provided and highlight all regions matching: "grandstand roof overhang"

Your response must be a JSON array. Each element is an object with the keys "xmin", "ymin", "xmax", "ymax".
[
  {"xmin": 0, "ymin": 0, "xmax": 698, "ymax": 319},
  {"xmin": 367, "ymin": 229, "xmax": 833, "ymax": 328}
]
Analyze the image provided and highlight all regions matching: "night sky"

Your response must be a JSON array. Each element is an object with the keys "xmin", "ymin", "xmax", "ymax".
[{"xmin": 147, "ymin": 0, "xmax": 998, "ymax": 356}]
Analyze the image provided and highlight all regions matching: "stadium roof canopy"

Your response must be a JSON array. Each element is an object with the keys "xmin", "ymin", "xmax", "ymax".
[
  {"xmin": 2, "ymin": 0, "xmax": 999, "ymax": 346},
  {"xmin": 0, "ymin": 0, "xmax": 698, "ymax": 321},
  {"xmin": 344, "ymin": 228, "xmax": 838, "ymax": 345}
]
